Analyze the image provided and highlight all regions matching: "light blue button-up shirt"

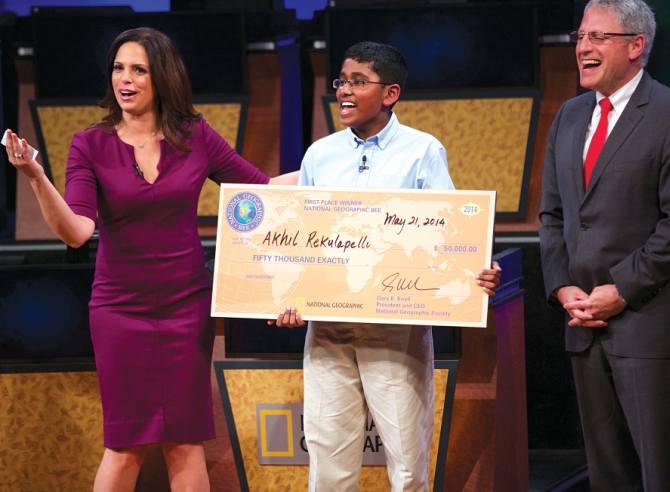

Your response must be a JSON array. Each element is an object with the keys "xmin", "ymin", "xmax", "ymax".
[{"xmin": 299, "ymin": 112, "xmax": 455, "ymax": 191}]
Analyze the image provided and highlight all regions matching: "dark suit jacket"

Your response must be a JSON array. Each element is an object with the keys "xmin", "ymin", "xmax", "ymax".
[{"xmin": 539, "ymin": 71, "xmax": 670, "ymax": 357}]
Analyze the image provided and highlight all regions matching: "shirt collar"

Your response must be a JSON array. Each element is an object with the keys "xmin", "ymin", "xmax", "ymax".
[
  {"xmin": 595, "ymin": 69, "xmax": 643, "ymax": 113},
  {"xmin": 347, "ymin": 112, "xmax": 400, "ymax": 150}
]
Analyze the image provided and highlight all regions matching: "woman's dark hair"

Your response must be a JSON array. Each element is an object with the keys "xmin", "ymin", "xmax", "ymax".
[{"xmin": 97, "ymin": 27, "xmax": 200, "ymax": 151}]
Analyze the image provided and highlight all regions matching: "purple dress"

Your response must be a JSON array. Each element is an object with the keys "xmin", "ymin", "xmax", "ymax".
[{"xmin": 64, "ymin": 119, "xmax": 268, "ymax": 448}]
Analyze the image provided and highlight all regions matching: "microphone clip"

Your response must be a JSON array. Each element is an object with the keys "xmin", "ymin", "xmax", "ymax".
[
  {"xmin": 133, "ymin": 162, "xmax": 144, "ymax": 178},
  {"xmin": 358, "ymin": 155, "xmax": 369, "ymax": 173}
]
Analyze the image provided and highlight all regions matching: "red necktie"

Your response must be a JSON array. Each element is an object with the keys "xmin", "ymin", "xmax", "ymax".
[{"xmin": 584, "ymin": 97, "xmax": 613, "ymax": 188}]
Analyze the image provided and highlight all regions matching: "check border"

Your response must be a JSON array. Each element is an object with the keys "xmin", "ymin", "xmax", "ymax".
[{"xmin": 211, "ymin": 184, "xmax": 496, "ymax": 328}]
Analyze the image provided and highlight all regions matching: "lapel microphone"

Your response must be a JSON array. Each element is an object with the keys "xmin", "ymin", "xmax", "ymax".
[
  {"xmin": 133, "ymin": 162, "xmax": 144, "ymax": 177},
  {"xmin": 359, "ymin": 155, "xmax": 369, "ymax": 173}
]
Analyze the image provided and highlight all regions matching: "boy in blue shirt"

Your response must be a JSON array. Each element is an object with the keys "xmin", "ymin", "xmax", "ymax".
[{"xmin": 279, "ymin": 41, "xmax": 500, "ymax": 491}]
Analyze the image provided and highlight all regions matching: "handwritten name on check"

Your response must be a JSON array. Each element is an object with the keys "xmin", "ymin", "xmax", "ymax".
[{"xmin": 211, "ymin": 185, "xmax": 495, "ymax": 327}]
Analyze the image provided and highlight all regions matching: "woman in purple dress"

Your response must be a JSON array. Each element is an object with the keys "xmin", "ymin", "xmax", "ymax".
[{"xmin": 6, "ymin": 27, "xmax": 296, "ymax": 491}]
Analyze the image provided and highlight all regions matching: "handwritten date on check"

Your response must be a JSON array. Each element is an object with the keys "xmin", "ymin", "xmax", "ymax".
[{"xmin": 211, "ymin": 185, "xmax": 495, "ymax": 327}]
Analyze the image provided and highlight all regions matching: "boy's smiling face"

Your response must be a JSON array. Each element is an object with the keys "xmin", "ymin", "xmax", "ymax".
[{"xmin": 336, "ymin": 58, "xmax": 400, "ymax": 140}]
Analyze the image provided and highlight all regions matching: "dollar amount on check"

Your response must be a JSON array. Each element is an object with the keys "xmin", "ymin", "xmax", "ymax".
[{"xmin": 211, "ymin": 185, "xmax": 496, "ymax": 327}]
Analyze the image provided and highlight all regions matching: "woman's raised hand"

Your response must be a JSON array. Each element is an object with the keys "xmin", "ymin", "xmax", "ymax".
[{"xmin": 4, "ymin": 129, "xmax": 44, "ymax": 181}]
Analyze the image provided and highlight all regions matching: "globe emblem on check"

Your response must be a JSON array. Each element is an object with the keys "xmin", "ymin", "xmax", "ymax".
[{"xmin": 226, "ymin": 192, "xmax": 264, "ymax": 232}]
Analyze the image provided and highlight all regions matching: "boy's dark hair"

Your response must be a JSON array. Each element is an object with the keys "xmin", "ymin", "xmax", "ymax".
[{"xmin": 343, "ymin": 41, "xmax": 408, "ymax": 91}]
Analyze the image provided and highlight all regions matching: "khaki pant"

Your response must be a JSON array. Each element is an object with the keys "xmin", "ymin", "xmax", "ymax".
[{"xmin": 303, "ymin": 321, "xmax": 434, "ymax": 492}]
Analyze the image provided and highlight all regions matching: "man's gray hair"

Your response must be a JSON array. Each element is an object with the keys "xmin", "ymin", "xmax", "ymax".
[{"xmin": 585, "ymin": 0, "xmax": 656, "ymax": 66}]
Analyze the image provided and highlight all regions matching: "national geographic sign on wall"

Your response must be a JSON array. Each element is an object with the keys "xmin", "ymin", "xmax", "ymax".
[
  {"xmin": 256, "ymin": 403, "xmax": 385, "ymax": 465},
  {"xmin": 215, "ymin": 360, "xmax": 457, "ymax": 491}
]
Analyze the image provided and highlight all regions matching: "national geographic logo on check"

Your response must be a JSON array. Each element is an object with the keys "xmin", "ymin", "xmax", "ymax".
[
  {"xmin": 226, "ymin": 192, "xmax": 264, "ymax": 232},
  {"xmin": 256, "ymin": 403, "xmax": 386, "ymax": 465}
]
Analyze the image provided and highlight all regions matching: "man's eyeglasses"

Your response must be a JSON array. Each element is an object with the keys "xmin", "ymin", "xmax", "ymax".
[
  {"xmin": 332, "ymin": 79, "xmax": 390, "ymax": 91},
  {"xmin": 569, "ymin": 30, "xmax": 639, "ymax": 44}
]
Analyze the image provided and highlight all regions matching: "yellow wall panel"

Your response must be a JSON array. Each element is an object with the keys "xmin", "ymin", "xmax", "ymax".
[
  {"xmin": 0, "ymin": 372, "xmax": 103, "ymax": 492},
  {"xmin": 35, "ymin": 105, "xmax": 105, "ymax": 196},
  {"xmin": 328, "ymin": 97, "xmax": 534, "ymax": 213},
  {"xmin": 34, "ymin": 102, "xmax": 244, "ymax": 218}
]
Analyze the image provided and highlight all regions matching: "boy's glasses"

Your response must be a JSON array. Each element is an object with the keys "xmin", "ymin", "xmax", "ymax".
[
  {"xmin": 332, "ymin": 79, "xmax": 389, "ymax": 91},
  {"xmin": 569, "ymin": 30, "xmax": 639, "ymax": 44}
]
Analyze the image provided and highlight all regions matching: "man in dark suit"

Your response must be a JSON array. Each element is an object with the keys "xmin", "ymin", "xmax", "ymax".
[{"xmin": 539, "ymin": 0, "xmax": 670, "ymax": 490}]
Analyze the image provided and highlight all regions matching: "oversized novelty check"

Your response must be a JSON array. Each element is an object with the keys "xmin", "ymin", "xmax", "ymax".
[{"xmin": 211, "ymin": 185, "xmax": 496, "ymax": 327}]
